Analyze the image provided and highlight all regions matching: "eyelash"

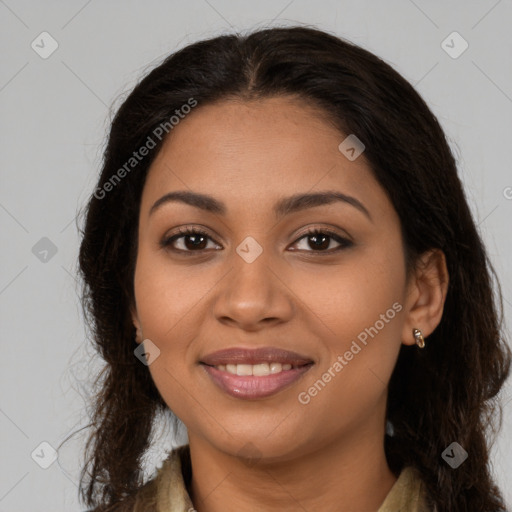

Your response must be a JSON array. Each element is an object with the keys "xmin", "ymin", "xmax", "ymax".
[{"xmin": 160, "ymin": 226, "xmax": 353, "ymax": 256}]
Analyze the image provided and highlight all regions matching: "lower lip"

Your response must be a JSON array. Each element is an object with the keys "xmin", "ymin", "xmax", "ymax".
[{"xmin": 201, "ymin": 364, "xmax": 314, "ymax": 399}]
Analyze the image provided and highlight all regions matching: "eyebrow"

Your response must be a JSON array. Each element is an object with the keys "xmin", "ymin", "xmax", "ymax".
[{"xmin": 149, "ymin": 190, "xmax": 372, "ymax": 222}]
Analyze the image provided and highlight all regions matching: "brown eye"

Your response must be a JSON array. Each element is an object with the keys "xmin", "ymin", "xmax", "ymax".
[
  {"xmin": 292, "ymin": 229, "xmax": 353, "ymax": 254},
  {"xmin": 160, "ymin": 228, "xmax": 220, "ymax": 253}
]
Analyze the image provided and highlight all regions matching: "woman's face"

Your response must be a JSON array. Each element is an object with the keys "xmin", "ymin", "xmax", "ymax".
[{"xmin": 131, "ymin": 96, "xmax": 416, "ymax": 461}]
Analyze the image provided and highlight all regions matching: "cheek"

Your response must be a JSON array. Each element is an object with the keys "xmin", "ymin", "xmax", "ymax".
[
  {"xmin": 295, "ymin": 287, "xmax": 403, "ymax": 434},
  {"xmin": 292, "ymin": 243, "xmax": 405, "ymax": 410},
  {"xmin": 133, "ymin": 245, "xmax": 213, "ymax": 339},
  {"xmin": 292, "ymin": 242, "xmax": 405, "ymax": 345},
  {"xmin": 132, "ymin": 249, "xmax": 216, "ymax": 417}
]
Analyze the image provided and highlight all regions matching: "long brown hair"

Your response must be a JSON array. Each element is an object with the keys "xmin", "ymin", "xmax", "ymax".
[{"xmin": 74, "ymin": 26, "xmax": 511, "ymax": 511}]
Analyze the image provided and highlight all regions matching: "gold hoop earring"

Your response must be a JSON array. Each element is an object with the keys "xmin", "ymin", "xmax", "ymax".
[{"xmin": 413, "ymin": 328, "xmax": 425, "ymax": 348}]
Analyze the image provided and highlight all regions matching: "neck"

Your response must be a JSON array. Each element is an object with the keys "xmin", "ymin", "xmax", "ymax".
[{"xmin": 188, "ymin": 422, "xmax": 397, "ymax": 512}]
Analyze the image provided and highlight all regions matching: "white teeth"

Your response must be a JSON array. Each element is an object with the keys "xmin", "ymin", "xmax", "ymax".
[
  {"xmin": 236, "ymin": 364, "xmax": 253, "ymax": 376},
  {"xmin": 270, "ymin": 362, "xmax": 281, "ymax": 374},
  {"xmin": 215, "ymin": 362, "xmax": 296, "ymax": 376},
  {"xmin": 253, "ymin": 363, "xmax": 270, "ymax": 376}
]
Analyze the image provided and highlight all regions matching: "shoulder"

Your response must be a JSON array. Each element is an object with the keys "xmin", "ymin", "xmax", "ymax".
[{"xmin": 378, "ymin": 465, "xmax": 432, "ymax": 512}]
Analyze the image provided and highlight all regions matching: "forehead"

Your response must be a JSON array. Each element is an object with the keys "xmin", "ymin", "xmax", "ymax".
[{"xmin": 141, "ymin": 97, "xmax": 389, "ymax": 220}]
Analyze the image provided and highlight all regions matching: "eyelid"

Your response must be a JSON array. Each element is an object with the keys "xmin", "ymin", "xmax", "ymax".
[{"xmin": 293, "ymin": 225, "xmax": 353, "ymax": 244}]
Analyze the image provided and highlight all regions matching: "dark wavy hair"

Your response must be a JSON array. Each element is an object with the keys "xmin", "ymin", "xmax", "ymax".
[{"xmin": 73, "ymin": 25, "xmax": 511, "ymax": 511}]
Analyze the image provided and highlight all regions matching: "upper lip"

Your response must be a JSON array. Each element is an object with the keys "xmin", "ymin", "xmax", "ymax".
[{"xmin": 200, "ymin": 347, "xmax": 314, "ymax": 366}]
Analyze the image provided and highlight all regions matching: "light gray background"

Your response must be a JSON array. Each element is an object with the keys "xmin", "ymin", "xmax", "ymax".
[{"xmin": 1, "ymin": 1, "xmax": 511, "ymax": 510}]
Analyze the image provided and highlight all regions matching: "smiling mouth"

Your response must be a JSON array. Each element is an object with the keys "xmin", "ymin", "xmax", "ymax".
[
  {"xmin": 199, "ymin": 346, "xmax": 315, "ymax": 398},
  {"xmin": 200, "ymin": 361, "xmax": 315, "ymax": 399}
]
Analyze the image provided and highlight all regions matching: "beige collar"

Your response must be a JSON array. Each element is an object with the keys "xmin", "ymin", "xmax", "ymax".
[{"xmin": 135, "ymin": 444, "xmax": 430, "ymax": 512}]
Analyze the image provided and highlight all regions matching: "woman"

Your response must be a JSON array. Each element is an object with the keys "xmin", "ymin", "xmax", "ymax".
[{"xmin": 76, "ymin": 26, "xmax": 511, "ymax": 511}]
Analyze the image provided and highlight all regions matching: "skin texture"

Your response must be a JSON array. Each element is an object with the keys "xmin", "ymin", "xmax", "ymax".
[{"xmin": 131, "ymin": 96, "xmax": 449, "ymax": 512}]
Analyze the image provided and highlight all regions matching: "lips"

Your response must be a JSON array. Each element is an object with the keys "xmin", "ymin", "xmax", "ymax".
[{"xmin": 199, "ymin": 347, "xmax": 315, "ymax": 399}]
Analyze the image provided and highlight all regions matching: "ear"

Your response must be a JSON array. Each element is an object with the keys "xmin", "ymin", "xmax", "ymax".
[
  {"xmin": 401, "ymin": 248, "xmax": 449, "ymax": 346},
  {"xmin": 130, "ymin": 305, "xmax": 143, "ymax": 344}
]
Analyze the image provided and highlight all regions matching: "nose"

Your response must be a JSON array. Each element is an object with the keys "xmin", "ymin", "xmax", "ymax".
[{"xmin": 212, "ymin": 249, "xmax": 295, "ymax": 331}]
